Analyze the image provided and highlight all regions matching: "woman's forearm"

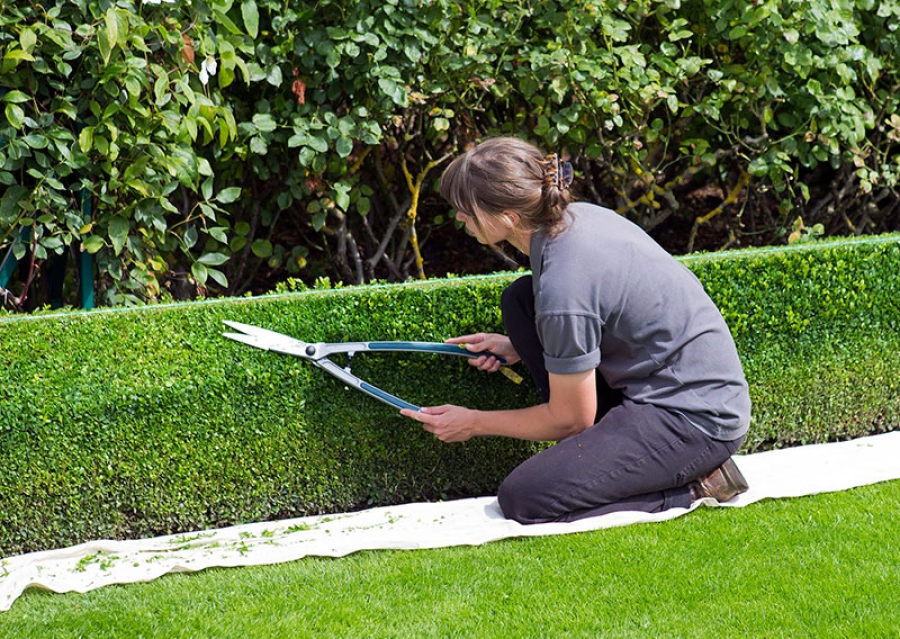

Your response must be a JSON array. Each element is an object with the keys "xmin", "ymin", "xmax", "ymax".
[
  {"xmin": 472, "ymin": 369, "xmax": 598, "ymax": 441},
  {"xmin": 470, "ymin": 403, "xmax": 590, "ymax": 442}
]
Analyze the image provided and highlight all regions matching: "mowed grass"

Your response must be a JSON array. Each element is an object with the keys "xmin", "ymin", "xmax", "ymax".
[{"xmin": 2, "ymin": 479, "xmax": 898, "ymax": 639}]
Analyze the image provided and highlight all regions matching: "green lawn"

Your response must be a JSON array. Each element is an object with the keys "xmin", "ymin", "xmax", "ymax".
[{"xmin": 2, "ymin": 480, "xmax": 898, "ymax": 638}]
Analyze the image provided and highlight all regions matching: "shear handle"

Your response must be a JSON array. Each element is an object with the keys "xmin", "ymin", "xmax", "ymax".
[
  {"xmin": 315, "ymin": 341, "xmax": 506, "ymax": 364},
  {"xmin": 367, "ymin": 341, "xmax": 506, "ymax": 364}
]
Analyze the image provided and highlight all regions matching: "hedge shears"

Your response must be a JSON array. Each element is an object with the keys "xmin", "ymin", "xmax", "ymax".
[{"xmin": 222, "ymin": 320, "xmax": 513, "ymax": 411}]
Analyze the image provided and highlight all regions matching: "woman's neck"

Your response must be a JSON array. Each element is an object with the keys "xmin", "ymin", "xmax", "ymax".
[{"xmin": 508, "ymin": 225, "xmax": 534, "ymax": 255}]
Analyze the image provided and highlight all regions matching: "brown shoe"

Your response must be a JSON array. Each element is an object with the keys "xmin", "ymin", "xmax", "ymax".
[{"xmin": 690, "ymin": 458, "xmax": 749, "ymax": 502}]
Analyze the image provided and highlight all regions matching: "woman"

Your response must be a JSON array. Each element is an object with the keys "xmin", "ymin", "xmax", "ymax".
[{"xmin": 401, "ymin": 137, "xmax": 750, "ymax": 524}]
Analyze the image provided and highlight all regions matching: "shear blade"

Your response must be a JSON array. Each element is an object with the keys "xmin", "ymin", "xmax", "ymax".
[
  {"xmin": 222, "ymin": 320, "xmax": 290, "ymax": 341},
  {"xmin": 222, "ymin": 331, "xmax": 272, "ymax": 350},
  {"xmin": 222, "ymin": 320, "xmax": 310, "ymax": 356}
]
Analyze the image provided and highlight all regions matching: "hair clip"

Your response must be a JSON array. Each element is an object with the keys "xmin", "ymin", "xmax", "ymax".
[
  {"xmin": 544, "ymin": 154, "xmax": 573, "ymax": 191},
  {"xmin": 559, "ymin": 159, "xmax": 573, "ymax": 190}
]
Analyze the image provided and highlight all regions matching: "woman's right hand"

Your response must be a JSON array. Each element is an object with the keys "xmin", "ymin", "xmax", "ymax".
[{"xmin": 445, "ymin": 333, "xmax": 521, "ymax": 371}]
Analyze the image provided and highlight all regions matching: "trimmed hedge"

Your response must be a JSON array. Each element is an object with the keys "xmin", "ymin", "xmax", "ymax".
[
  {"xmin": 1, "ymin": 235, "xmax": 899, "ymax": 555},
  {"xmin": 0, "ymin": 275, "xmax": 541, "ymax": 556},
  {"xmin": 689, "ymin": 236, "xmax": 900, "ymax": 449}
]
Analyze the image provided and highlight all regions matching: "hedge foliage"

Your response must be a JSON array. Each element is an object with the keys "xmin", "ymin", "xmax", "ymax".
[
  {"xmin": 2, "ymin": 0, "xmax": 899, "ymax": 307},
  {"xmin": 1, "ymin": 235, "xmax": 899, "ymax": 555},
  {"xmin": 0, "ymin": 272, "xmax": 541, "ymax": 555},
  {"xmin": 686, "ymin": 236, "xmax": 900, "ymax": 449}
]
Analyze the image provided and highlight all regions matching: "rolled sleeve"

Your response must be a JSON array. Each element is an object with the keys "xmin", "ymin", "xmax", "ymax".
[{"xmin": 537, "ymin": 312, "xmax": 602, "ymax": 375}]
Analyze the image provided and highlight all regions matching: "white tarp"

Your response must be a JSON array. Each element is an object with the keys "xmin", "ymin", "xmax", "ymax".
[{"xmin": 2, "ymin": 431, "xmax": 899, "ymax": 612}]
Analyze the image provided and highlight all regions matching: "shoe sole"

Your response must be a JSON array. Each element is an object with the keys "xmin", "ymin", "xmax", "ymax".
[{"xmin": 719, "ymin": 458, "xmax": 749, "ymax": 495}]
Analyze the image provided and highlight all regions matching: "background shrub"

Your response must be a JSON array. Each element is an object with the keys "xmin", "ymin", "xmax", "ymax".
[{"xmin": 2, "ymin": 0, "xmax": 899, "ymax": 308}]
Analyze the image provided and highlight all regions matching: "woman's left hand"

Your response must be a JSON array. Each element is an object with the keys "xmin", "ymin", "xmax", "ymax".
[{"xmin": 400, "ymin": 405, "xmax": 478, "ymax": 443}]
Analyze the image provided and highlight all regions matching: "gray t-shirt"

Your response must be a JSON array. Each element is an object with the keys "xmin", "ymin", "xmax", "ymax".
[{"xmin": 530, "ymin": 202, "xmax": 751, "ymax": 440}]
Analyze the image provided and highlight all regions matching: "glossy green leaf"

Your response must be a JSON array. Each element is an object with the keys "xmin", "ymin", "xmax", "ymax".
[
  {"xmin": 251, "ymin": 239, "xmax": 273, "ymax": 258},
  {"xmin": 207, "ymin": 267, "xmax": 229, "ymax": 287},
  {"xmin": 335, "ymin": 137, "xmax": 354, "ymax": 158},
  {"xmin": 108, "ymin": 216, "xmax": 129, "ymax": 255},
  {"xmin": 105, "ymin": 8, "xmax": 118, "ymax": 50},
  {"xmin": 191, "ymin": 261, "xmax": 208, "ymax": 284},
  {"xmin": 209, "ymin": 226, "xmax": 229, "ymax": 243},
  {"xmin": 3, "ymin": 49, "xmax": 34, "ymax": 63},
  {"xmin": 19, "ymin": 28, "xmax": 37, "ymax": 52},
  {"xmin": 198, "ymin": 252, "xmax": 229, "ymax": 266},
  {"xmin": 98, "ymin": 28, "xmax": 112, "ymax": 66},
  {"xmin": 82, "ymin": 235, "xmax": 105, "ymax": 253},
  {"xmin": 252, "ymin": 113, "xmax": 277, "ymax": 133},
  {"xmin": 241, "ymin": 0, "xmax": 259, "ymax": 39},
  {"xmin": 5, "ymin": 103, "xmax": 25, "ymax": 129},
  {"xmin": 216, "ymin": 187, "xmax": 242, "ymax": 204},
  {"xmin": 1, "ymin": 90, "xmax": 29, "ymax": 103},
  {"xmin": 0, "ymin": 186, "xmax": 28, "ymax": 223},
  {"xmin": 184, "ymin": 225, "xmax": 198, "ymax": 249}
]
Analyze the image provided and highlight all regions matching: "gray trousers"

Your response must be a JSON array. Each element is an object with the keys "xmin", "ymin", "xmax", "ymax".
[{"xmin": 497, "ymin": 276, "xmax": 743, "ymax": 524}]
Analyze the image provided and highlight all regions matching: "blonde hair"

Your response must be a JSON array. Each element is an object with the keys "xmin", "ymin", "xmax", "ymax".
[{"xmin": 439, "ymin": 137, "xmax": 571, "ymax": 236}]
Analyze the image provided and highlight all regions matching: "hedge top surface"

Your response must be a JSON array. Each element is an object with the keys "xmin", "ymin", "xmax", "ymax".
[{"xmin": 1, "ymin": 233, "xmax": 898, "ymax": 327}]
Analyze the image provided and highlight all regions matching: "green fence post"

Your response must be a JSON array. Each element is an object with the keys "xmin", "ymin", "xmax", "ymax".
[
  {"xmin": 0, "ymin": 228, "xmax": 28, "ymax": 291},
  {"xmin": 75, "ymin": 112, "xmax": 95, "ymax": 310},
  {"xmin": 79, "ymin": 185, "xmax": 94, "ymax": 309},
  {"xmin": 0, "ymin": 87, "xmax": 12, "ymax": 292},
  {"xmin": 0, "ymin": 237, "xmax": 19, "ymax": 289}
]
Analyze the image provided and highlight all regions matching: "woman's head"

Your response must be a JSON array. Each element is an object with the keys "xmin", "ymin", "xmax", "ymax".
[{"xmin": 439, "ymin": 137, "xmax": 572, "ymax": 239}]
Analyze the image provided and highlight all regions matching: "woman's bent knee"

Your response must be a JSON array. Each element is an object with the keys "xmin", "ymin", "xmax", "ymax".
[{"xmin": 498, "ymin": 473, "xmax": 546, "ymax": 524}]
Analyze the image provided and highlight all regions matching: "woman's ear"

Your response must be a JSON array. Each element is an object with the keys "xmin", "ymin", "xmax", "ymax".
[{"xmin": 502, "ymin": 210, "xmax": 521, "ymax": 227}]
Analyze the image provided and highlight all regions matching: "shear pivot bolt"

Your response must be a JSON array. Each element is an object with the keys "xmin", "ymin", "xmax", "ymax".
[{"xmin": 306, "ymin": 345, "xmax": 316, "ymax": 356}]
